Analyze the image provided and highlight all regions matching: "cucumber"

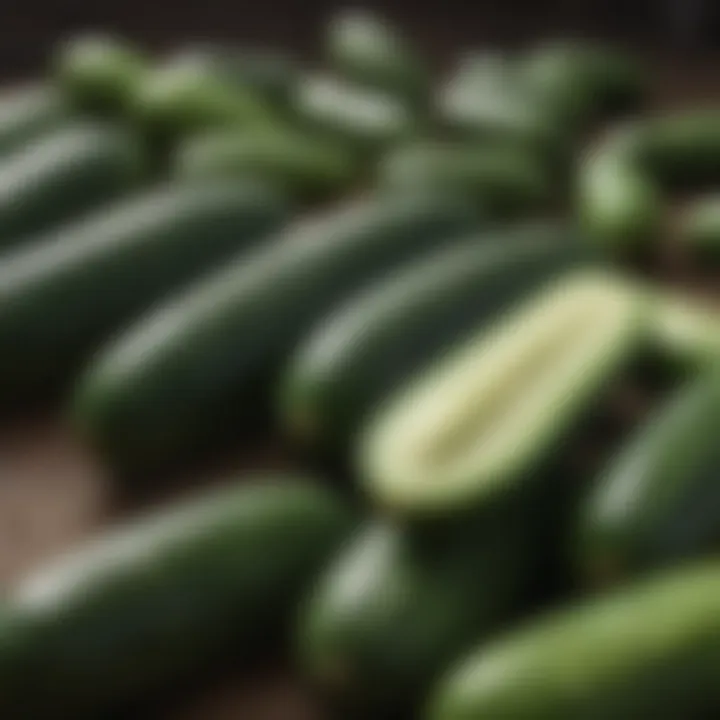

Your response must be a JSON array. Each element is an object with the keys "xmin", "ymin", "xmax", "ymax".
[
  {"xmin": 165, "ymin": 43, "xmax": 297, "ymax": 108},
  {"xmin": 648, "ymin": 289, "xmax": 720, "ymax": 373},
  {"xmin": 0, "ymin": 476, "xmax": 353, "ymax": 716},
  {"xmin": 377, "ymin": 140, "xmax": 552, "ymax": 218},
  {"xmin": 0, "ymin": 123, "xmax": 142, "ymax": 246},
  {"xmin": 54, "ymin": 33, "xmax": 148, "ymax": 115},
  {"xmin": 175, "ymin": 126, "xmax": 359, "ymax": 201},
  {"xmin": 133, "ymin": 51, "xmax": 274, "ymax": 139},
  {"xmin": 519, "ymin": 40, "xmax": 645, "ymax": 129},
  {"xmin": 577, "ymin": 126, "xmax": 661, "ymax": 250},
  {"xmin": 678, "ymin": 195, "xmax": 720, "ymax": 253},
  {"xmin": 0, "ymin": 180, "xmax": 287, "ymax": 400},
  {"xmin": 578, "ymin": 370, "xmax": 720, "ymax": 586},
  {"xmin": 357, "ymin": 269, "xmax": 646, "ymax": 518},
  {"xmin": 438, "ymin": 63, "xmax": 561, "ymax": 163},
  {"xmin": 638, "ymin": 109, "xmax": 720, "ymax": 188},
  {"xmin": 426, "ymin": 559, "xmax": 720, "ymax": 720},
  {"xmin": 293, "ymin": 73, "xmax": 418, "ymax": 153},
  {"xmin": 280, "ymin": 222, "xmax": 597, "ymax": 453},
  {"xmin": 298, "ymin": 515, "xmax": 531, "ymax": 716},
  {"xmin": 325, "ymin": 8, "xmax": 427, "ymax": 101},
  {"xmin": 0, "ymin": 83, "xmax": 69, "ymax": 156},
  {"xmin": 71, "ymin": 194, "xmax": 482, "ymax": 473}
]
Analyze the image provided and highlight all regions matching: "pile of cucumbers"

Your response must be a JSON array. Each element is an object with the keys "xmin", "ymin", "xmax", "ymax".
[{"xmin": 0, "ymin": 7, "xmax": 718, "ymax": 719}]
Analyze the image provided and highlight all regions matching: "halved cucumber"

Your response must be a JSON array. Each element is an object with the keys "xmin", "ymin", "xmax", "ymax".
[
  {"xmin": 358, "ymin": 269, "xmax": 647, "ymax": 517},
  {"xmin": 578, "ymin": 370, "xmax": 720, "ymax": 585},
  {"xmin": 280, "ymin": 222, "xmax": 596, "ymax": 454}
]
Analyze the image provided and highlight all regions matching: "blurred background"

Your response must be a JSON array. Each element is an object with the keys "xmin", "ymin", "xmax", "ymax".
[{"xmin": 1, "ymin": 0, "xmax": 719, "ymax": 82}]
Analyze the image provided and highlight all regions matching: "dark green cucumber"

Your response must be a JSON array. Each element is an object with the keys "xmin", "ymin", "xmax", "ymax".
[
  {"xmin": 164, "ymin": 43, "xmax": 298, "ymax": 108},
  {"xmin": 0, "ymin": 83, "xmax": 69, "ymax": 156},
  {"xmin": 0, "ymin": 180, "xmax": 286, "ymax": 400},
  {"xmin": 578, "ymin": 370, "xmax": 720, "ymax": 585},
  {"xmin": 175, "ymin": 126, "xmax": 359, "ymax": 201},
  {"xmin": 71, "ymin": 194, "xmax": 482, "ymax": 473},
  {"xmin": 647, "ymin": 289, "xmax": 720, "ymax": 373},
  {"xmin": 298, "ymin": 515, "xmax": 532, "ymax": 717},
  {"xmin": 577, "ymin": 125, "xmax": 661, "ymax": 250},
  {"xmin": 638, "ymin": 109, "xmax": 720, "ymax": 188},
  {"xmin": 358, "ymin": 269, "xmax": 646, "ymax": 518},
  {"xmin": 678, "ymin": 195, "xmax": 720, "ymax": 253},
  {"xmin": 0, "ymin": 476, "xmax": 352, "ymax": 717},
  {"xmin": 54, "ymin": 33, "xmax": 148, "ymax": 115},
  {"xmin": 280, "ymin": 222, "xmax": 597, "ymax": 453},
  {"xmin": 0, "ymin": 123, "xmax": 143, "ymax": 247},
  {"xmin": 437, "ymin": 56, "xmax": 563, "ymax": 166},
  {"xmin": 132, "ymin": 51, "xmax": 274, "ymax": 139},
  {"xmin": 519, "ymin": 40, "xmax": 645, "ymax": 129},
  {"xmin": 377, "ymin": 140, "xmax": 552, "ymax": 218},
  {"xmin": 427, "ymin": 559, "xmax": 720, "ymax": 720},
  {"xmin": 293, "ymin": 72, "xmax": 418, "ymax": 153},
  {"xmin": 325, "ymin": 8, "xmax": 428, "ymax": 101}
]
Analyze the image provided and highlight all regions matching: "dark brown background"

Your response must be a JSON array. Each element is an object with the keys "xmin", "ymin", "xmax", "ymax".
[{"xmin": 0, "ymin": 2, "xmax": 718, "ymax": 718}]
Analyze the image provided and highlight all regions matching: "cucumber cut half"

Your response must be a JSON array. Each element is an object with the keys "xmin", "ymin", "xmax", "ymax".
[{"xmin": 358, "ymin": 270, "xmax": 646, "ymax": 516}]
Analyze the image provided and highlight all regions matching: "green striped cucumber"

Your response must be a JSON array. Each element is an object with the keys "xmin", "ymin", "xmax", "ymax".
[
  {"xmin": 0, "ymin": 180, "xmax": 287, "ymax": 400},
  {"xmin": 325, "ymin": 8, "xmax": 428, "ymax": 101},
  {"xmin": 377, "ymin": 140, "xmax": 552, "ymax": 217},
  {"xmin": 70, "ymin": 194, "xmax": 482, "ymax": 473},
  {"xmin": 578, "ymin": 370, "xmax": 720, "ymax": 586},
  {"xmin": 0, "ymin": 476, "xmax": 352, "ymax": 717},
  {"xmin": 54, "ymin": 33, "xmax": 148, "ymax": 115},
  {"xmin": 427, "ymin": 559, "xmax": 720, "ymax": 720},
  {"xmin": 0, "ymin": 83, "xmax": 69, "ymax": 156},
  {"xmin": 174, "ymin": 126, "xmax": 359, "ymax": 201},
  {"xmin": 357, "ymin": 269, "xmax": 647, "ymax": 518},
  {"xmin": 279, "ymin": 222, "xmax": 598, "ymax": 453},
  {"xmin": 0, "ymin": 123, "xmax": 143, "ymax": 247},
  {"xmin": 298, "ymin": 515, "xmax": 532, "ymax": 717}
]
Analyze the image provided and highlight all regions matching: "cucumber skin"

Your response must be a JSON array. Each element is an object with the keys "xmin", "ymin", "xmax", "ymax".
[
  {"xmin": 426, "ymin": 559, "xmax": 720, "ymax": 720},
  {"xmin": 638, "ymin": 110, "xmax": 720, "ymax": 188},
  {"xmin": 280, "ymin": 222, "xmax": 598, "ymax": 453},
  {"xmin": 325, "ymin": 9, "xmax": 428, "ymax": 101},
  {"xmin": 377, "ymin": 141, "xmax": 552, "ymax": 218},
  {"xmin": 0, "ymin": 123, "xmax": 143, "ymax": 247},
  {"xmin": 0, "ymin": 477, "xmax": 353, "ymax": 717},
  {"xmin": 577, "ymin": 127, "xmax": 661, "ymax": 251},
  {"xmin": 0, "ymin": 84, "xmax": 69, "ymax": 156},
  {"xmin": 71, "ymin": 194, "xmax": 482, "ymax": 474},
  {"xmin": 678, "ymin": 195, "xmax": 720, "ymax": 252},
  {"xmin": 519, "ymin": 41, "xmax": 645, "ymax": 129},
  {"xmin": 175, "ymin": 128, "xmax": 359, "ymax": 202},
  {"xmin": 0, "ymin": 180, "xmax": 287, "ymax": 400},
  {"xmin": 578, "ymin": 371, "xmax": 720, "ymax": 585},
  {"xmin": 54, "ymin": 34, "xmax": 148, "ymax": 116},
  {"xmin": 298, "ymin": 515, "xmax": 532, "ymax": 717}
]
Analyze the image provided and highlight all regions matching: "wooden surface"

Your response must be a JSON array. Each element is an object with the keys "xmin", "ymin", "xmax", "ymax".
[{"xmin": 0, "ymin": 53, "xmax": 716, "ymax": 719}]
